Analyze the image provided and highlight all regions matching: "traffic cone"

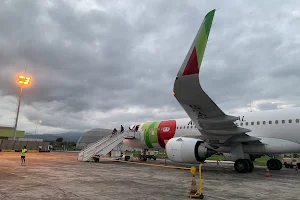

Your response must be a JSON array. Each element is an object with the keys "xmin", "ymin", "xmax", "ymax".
[
  {"xmin": 189, "ymin": 175, "xmax": 197, "ymax": 194},
  {"xmin": 266, "ymin": 168, "xmax": 270, "ymax": 177}
]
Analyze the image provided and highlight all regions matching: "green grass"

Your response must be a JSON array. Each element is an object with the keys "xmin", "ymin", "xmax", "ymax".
[
  {"xmin": 130, "ymin": 150, "xmax": 168, "ymax": 158},
  {"xmin": 127, "ymin": 150, "xmax": 290, "ymax": 167},
  {"xmin": 206, "ymin": 155, "xmax": 284, "ymax": 166},
  {"xmin": 156, "ymin": 152, "xmax": 168, "ymax": 159},
  {"xmin": 206, "ymin": 155, "xmax": 225, "ymax": 161}
]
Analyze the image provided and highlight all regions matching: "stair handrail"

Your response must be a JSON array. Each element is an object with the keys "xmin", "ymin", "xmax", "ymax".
[
  {"xmin": 80, "ymin": 131, "xmax": 126, "ymax": 152},
  {"xmin": 80, "ymin": 131, "xmax": 129, "ymax": 159},
  {"xmin": 92, "ymin": 133, "xmax": 127, "ymax": 156}
]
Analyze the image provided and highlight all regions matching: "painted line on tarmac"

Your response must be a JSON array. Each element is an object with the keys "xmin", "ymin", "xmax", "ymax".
[
  {"xmin": 205, "ymin": 195, "xmax": 227, "ymax": 200},
  {"xmin": 108, "ymin": 159, "xmax": 190, "ymax": 170}
]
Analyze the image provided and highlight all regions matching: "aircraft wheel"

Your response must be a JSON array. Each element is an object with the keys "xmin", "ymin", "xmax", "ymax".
[
  {"xmin": 276, "ymin": 159, "xmax": 282, "ymax": 170},
  {"xmin": 267, "ymin": 159, "xmax": 280, "ymax": 170},
  {"xmin": 234, "ymin": 159, "xmax": 250, "ymax": 173},
  {"xmin": 245, "ymin": 159, "xmax": 254, "ymax": 172},
  {"xmin": 142, "ymin": 155, "xmax": 147, "ymax": 161}
]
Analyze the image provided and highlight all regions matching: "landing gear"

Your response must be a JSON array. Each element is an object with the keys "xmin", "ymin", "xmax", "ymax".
[
  {"xmin": 139, "ymin": 154, "xmax": 147, "ymax": 161},
  {"xmin": 139, "ymin": 149, "xmax": 148, "ymax": 161},
  {"xmin": 139, "ymin": 149, "xmax": 157, "ymax": 161},
  {"xmin": 234, "ymin": 159, "xmax": 254, "ymax": 173},
  {"xmin": 247, "ymin": 159, "xmax": 254, "ymax": 172},
  {"xmin": 267, "ymin": 159, "xmax": 282, "ymax": 170}
]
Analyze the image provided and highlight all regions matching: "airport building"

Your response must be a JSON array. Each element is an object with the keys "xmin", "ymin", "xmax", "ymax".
[
  {"xmin": 0, "ymin": 126, "xmax": 25, "ymax": 140},
  {"xmin": 0, "ymin": 126, "xmax": 50, "ymax": 151}
]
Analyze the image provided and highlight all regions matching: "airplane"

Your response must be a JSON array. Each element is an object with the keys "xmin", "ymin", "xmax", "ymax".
[{"xmin": 123, "ymin": 9, "xmax": 300, "ymax": 173}]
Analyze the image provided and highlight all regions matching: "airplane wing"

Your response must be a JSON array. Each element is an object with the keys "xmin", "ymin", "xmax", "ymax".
[{"xmin": 173, "ymin": 9, "xmax": 257, "ymax": 145}]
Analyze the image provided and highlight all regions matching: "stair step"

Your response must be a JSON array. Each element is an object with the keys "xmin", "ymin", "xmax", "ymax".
[
  {"xmin": 124, "ymin": 136, "xmax": 135, "ymax": 139},
  {"xmin": 78, "ymin": 131, "xmax": 131, "ymax": 161}
]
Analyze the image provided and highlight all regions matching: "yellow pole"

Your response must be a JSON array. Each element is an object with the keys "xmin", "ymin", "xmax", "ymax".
[{"xmin": 198, "ymin": 163, "xmax": 203, "ymax": 198}]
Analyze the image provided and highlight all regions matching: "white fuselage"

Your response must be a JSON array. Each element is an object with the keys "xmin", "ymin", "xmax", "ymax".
[{"xmin": 123, "ymin": 107, "xmax": 300, "ymax": 154}]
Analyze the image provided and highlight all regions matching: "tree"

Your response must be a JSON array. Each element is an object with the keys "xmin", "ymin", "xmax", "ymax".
[{"xmin": 56, "ymin": 137, "xmax": 63, "ymax": 142}]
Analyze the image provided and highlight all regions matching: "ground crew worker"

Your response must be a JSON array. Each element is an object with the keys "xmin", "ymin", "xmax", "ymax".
[
  {"xmin": 21, "ymin": 146, "xmax": 27, "ymax": 166},
  {"xmin": 120, "ymin": 125, "xmax": 124, "ymax": 133}
]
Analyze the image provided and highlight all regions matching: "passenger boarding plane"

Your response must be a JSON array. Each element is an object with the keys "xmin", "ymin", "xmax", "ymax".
[{"xmin": 123, "ymin": 9, "xmax": 300, "ymax": 173}]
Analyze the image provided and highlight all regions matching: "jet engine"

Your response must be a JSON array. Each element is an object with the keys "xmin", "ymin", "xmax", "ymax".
[{"xmin": 165, "ymin": 137, "xmax": 216, "ymax": 163}]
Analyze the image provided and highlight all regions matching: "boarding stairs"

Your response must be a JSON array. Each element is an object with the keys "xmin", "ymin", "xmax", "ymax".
[{"xmin": 78, "ymin": 131, "xmax": 134, "ymax": 162}]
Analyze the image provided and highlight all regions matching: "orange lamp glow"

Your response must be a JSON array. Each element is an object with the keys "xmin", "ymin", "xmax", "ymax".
[{"xmin": 18, "ymin": 74, "xmax": 31, "ymax": 86}]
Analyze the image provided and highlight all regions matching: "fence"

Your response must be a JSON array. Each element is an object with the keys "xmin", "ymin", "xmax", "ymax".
[{"xmin": 0, "ymin": 140, "xmax": 50, "ymax": 151}]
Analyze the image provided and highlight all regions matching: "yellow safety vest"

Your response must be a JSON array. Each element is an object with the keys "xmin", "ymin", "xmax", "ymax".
[{"xmin": 21, "ymin": 149, "xmax": 27, "ymax": 156}]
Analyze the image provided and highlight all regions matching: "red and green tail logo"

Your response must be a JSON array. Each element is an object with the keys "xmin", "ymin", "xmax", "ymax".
[{"xmin": 182, "ymin": 9, "xmax": 215, "ymax": 76}]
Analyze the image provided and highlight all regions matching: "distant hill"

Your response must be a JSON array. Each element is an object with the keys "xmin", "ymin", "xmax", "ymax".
[{"xmin": 25, "ymin": 131, "xmax": 84, "ymax": 142}]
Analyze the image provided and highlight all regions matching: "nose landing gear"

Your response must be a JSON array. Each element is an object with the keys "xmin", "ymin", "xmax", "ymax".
[{"xmin": 139, "ymin": 149, "xmax": 157, "ymax": 161}]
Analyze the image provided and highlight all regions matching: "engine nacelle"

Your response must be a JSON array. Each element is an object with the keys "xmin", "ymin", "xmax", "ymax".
[{"xmin": 165, "ymin": 137, "xmax": 216, "ymax": 163}]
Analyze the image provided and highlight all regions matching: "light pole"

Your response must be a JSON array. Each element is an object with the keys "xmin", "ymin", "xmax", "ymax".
[
  {"xmin": 13, "ymin": 74, "xmax": 31, "ymax": 140},
  {"xmin": 34, "ymin": 120, "xmax": 42, "ymax": 135}
]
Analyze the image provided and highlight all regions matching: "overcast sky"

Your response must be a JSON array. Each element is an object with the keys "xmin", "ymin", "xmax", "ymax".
[{"xmin": 1, "ymin": 0, "xmax": 300, "ymax": 134}]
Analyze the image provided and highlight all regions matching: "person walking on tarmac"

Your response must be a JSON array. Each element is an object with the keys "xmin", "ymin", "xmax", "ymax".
[
  {"xmin": 120, "ymin": 125, "xmax": 124, "ymax": 133},
  {"xmin": 21, "ymin": 146, "xmax": 28, "ymax": 166}
]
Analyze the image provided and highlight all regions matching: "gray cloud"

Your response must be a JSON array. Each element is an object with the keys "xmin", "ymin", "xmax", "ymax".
[
  {"xmin": 1, "ymin": 0, "xmax": 300, "ymax": 133},
  {"xmin": 258, "ymin": 102, "xmax": 283, "ymax": 111}
]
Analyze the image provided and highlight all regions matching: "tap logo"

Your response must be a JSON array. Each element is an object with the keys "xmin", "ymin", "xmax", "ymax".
[{"xmin": 162, "ymin": 127, "xmax": 170, "ymax": 132}]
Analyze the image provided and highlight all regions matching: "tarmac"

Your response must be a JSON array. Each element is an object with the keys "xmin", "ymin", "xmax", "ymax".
[{"xmin": 0, "ymin": 152, "xmax": 300, "ymax": 200}]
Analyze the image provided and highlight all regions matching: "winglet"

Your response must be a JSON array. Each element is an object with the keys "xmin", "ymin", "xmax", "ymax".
[{"xmin": 177, "ymin": 9, "xmax": 215, "ymax": 76}]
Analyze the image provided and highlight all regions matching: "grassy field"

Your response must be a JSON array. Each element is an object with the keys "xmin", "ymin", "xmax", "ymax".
[
  {"xmin": 206, "ymin": 155, "xmax": 284, "ymax": 166},
  {"xmin": 126, "ymin": 150, "xmax": 297, "ymax": 166}
]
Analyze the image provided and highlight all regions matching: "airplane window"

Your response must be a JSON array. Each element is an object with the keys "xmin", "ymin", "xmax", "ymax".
[
  {"xmin": 240, "ymin": 123, "xmax": 243, "ymax": 126},
  {"xmin": 257, "ymin": 121, "xmax": 260, "ymax": 125},
  {"xmin": 251, "ymin": 122, "xmax": 254, "ymax": 125},
  {"xmin": 246, "ymin": 122, "xmax": 248, "ymax": 125},
  {"xmin": 180, "ymin": 126, "xmax": 182, "ymax": 129},
  {"xmin": 275, "ymin": 120, "xmax": 278, "ymax": 124},
  {"xmin": 289, "ymin": 119, "xmax": 292, "ymax": 123},
  {"xmin": 183, "ymin": 126, "xmax": 185, "ymax": 129},
  {"xmin": 269, "ymin": 121, "xmax": 272, "ymax": 124},
  {"xmin": 187, "ymin": 126, "xmax": 189, "ymax": 129},
  {"xmin": 282, "ymin": 120, "xmax": 285, "ymax": 124},
  {"xmin": 296, "ymin": 119, "xmax": 299, "ymax": 123},
  {"xmin": 176, "ymin": 127, "xmax": 178, "ymax": 129},
  {"xmin": 263, "ymin": 121, "xmax": 266, "ymax": 125}
]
